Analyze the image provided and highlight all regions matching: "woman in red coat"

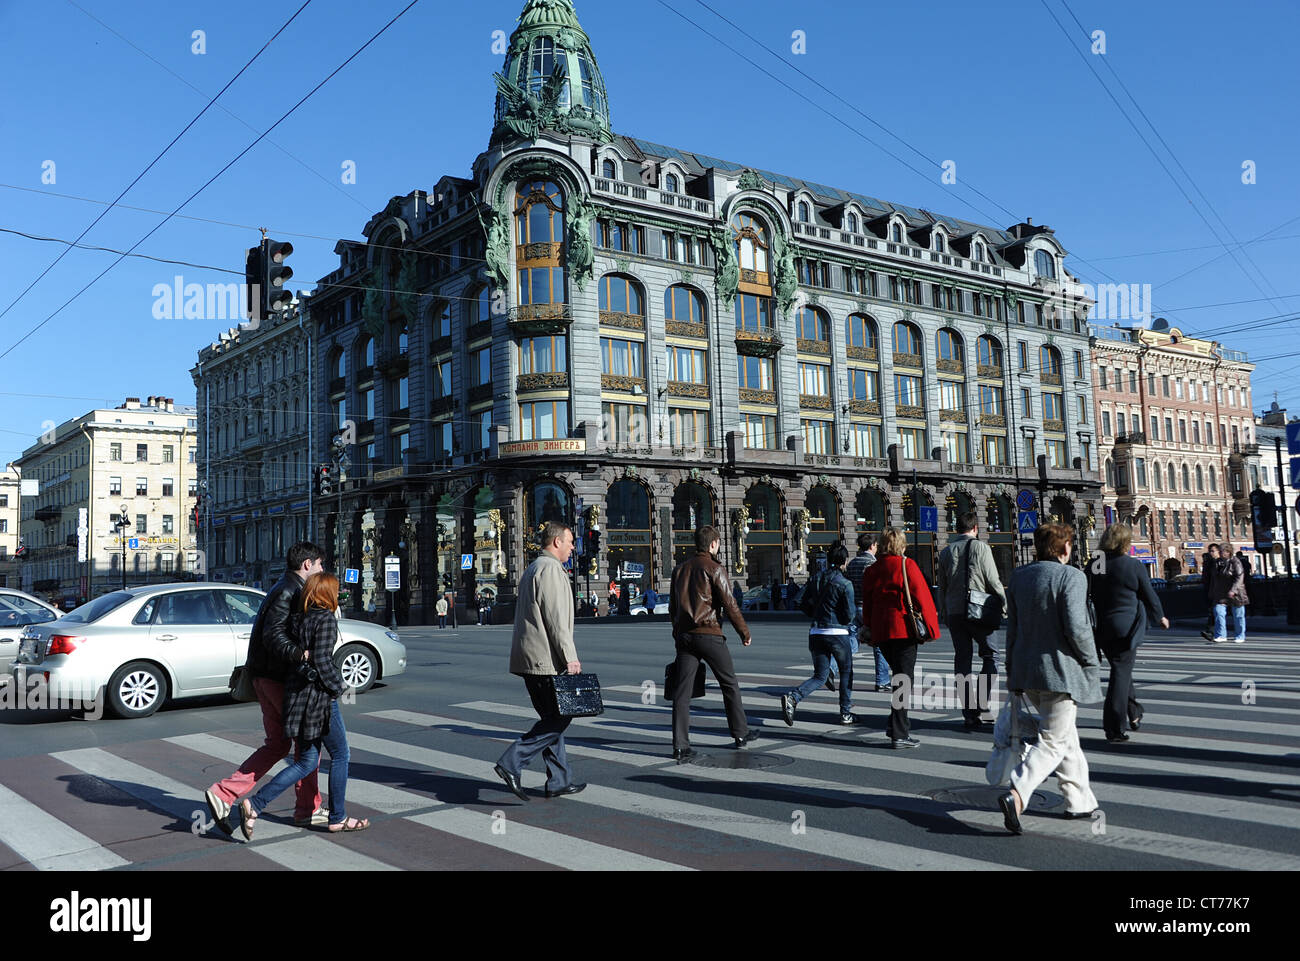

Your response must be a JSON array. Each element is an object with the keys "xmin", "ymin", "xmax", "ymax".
[{"xmin": 860, "ymin": 528, "xmax": 941, "ymax": 748}]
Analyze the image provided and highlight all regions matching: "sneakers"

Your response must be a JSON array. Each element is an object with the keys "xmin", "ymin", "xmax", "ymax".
[
  {"xmin": 839, "ymin": 713, "xmax": 856, "ymax": 725},
  {"xmin": 293, "ymin": 808, "xmax": 330, "ymax": 828},
  {"xmin": 889, "ymin": 736, "xmax": 920, "ymax": 749},
  {"xmin": 1233, "ymin": 638, "xmax": 1245, "ymax": 644},
  {"xmin": 203, "ymin": 789, "xmax": 234, "ymax": 836},
  {"xmin": 780, "ymin": 693, "xmax": 796, "ymax": 727},
  {"xmin": 875, "ymin": 684, "xmax": 892, "ymax": 693},
  {"xmin": 1207, "ymin": 637, "xmax": 1227, "ymax": 644}
]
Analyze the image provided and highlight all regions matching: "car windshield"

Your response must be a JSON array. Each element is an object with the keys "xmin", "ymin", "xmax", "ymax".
[
  {"xmin": 61, "ymin": 591, "xmax": 136, "ymax": 624},
  {"xmin": 0, "ymin": 595, "xmax": 58, "ymax": 627}
]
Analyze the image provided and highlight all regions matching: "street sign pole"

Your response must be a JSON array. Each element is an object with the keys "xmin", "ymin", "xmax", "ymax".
[{"xmin": 1278, "ymin": 437, "xmax": 1294, "ymax": 579}]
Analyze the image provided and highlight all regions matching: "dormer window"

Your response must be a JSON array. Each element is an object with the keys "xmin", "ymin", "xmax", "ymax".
[
  {"xmin": 798, "ymin": 201, "xmax": 810, "ymax": 223},
  {"xmin": 933, "ymin": 233, "xmax": 945, "ymax": 253},
  {"xmin": 665, "ymin": 173, "xmax": 680, "ymax": 193},
  {"xmin": 847, "ymin": 213, "xmax": 858, "ymax": 233},
  {"xmin": 1035, "ymin": 249, "xmax": 1057, "ymax": 280},
  {"xmin": 891, "ymin": 223, "xmax": 902, "ymax": 243},
  {"xmin": 602, "ymin": 159, "xmax": 617, "ymax": 179},
  {"xmin": 974, "ymin": 241, "xmax": 986, "ymax": 263}
]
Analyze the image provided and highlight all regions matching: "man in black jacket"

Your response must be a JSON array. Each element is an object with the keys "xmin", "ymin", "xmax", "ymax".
[
  {"xmin": 668, "ymin": 526, "xmax": 756, "ymax": 761},
  {"xmin": 204, "ymin": 542, "xmax": 325, "ymax": 834}
]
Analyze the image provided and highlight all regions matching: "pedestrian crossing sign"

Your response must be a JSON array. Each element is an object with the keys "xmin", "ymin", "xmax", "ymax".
[{"xmin": 1017, "ymin": 510, "xmax": 1039, "ymax": 534}]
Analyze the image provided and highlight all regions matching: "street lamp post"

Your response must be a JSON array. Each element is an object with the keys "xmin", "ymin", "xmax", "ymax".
[{"xmin": 115, "ymin": 502, "xmax": 130, "ymax": 591}]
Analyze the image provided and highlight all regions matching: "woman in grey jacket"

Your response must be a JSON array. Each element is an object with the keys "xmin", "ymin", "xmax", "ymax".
[{"xmin": 998, "ymin": 523, "xmax": 1102, "ymax": 834}]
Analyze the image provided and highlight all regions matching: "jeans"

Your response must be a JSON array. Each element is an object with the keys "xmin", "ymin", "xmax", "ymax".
[
  {"xmin": 1213, "ymin": 603, "xmax": 1246, "ymax": 641},
  {"xmin": 497, "ymin": 674, "xmax": 574, "ymax": 792},
  {"xmin": 247, "ymin": 699, "xmax": 350, "ymax": 826},
  {"xmin": 829, "ymin": 625, "xmax": 891, "ymax": 686},
  {"xmin": 792, "ymin": 634, "xmax": 853, "ymax": 715}
]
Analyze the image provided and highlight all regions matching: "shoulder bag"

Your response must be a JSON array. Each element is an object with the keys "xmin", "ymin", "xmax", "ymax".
[
  {"xmin": 228, "ymin": 664, "xmax": 257, "ymax": 703},
  {"xmin": 664, "ymin": 660, "xmax": 707, "ymax": 702},
  {"xmin": 900, "ymin": 559, "xmax": 931, "ymax": 645},
  {"xmin": 962, "ymin": 540, "xmax": 1003, "ymax": 632}
]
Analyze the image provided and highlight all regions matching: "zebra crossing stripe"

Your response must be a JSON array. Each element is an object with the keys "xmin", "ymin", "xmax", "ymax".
[
  {"xmin": 249, "ymin": 833, "xmax": 398, "ymax": 871},
  {"xmin": 341, "ymin": 729, "xmax": 1017, "ymax": 871},
  {"xmin": 407, "ymin": 808, "xmax": 692, "ymax": 871},
  {"xmin": 0, "ymin": 781, "xmax": 129, "ymax": 871}
]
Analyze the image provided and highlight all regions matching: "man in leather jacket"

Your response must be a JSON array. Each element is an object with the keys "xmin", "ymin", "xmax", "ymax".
[
  {"xmin": 667, "ymin": 525, "xmax": 757, "ymax": 761},
  {"xmin": 205, "ymin": 542, "xmax": 325, "ymax": 834}
]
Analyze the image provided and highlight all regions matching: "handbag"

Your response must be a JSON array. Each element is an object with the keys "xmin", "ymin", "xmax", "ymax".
[
  {"xmin": 228, "ymin": 664, "xmax": 257, "ymax": 703},
  {"xmin": 985, "ymin": 693, "xmax": 1039, "ymax": 785},
  {"xmin": 900, "ymin": 558, "xmax": 930, "ymax": 644},
  {"xmin": 961, "ymin": 540, "xmax": 1003, "ymax": 632},
  {"xmin": 547, "ymin": 672, "xmax": 604, "ymax": 717},
  {"xmin": 664, "ymin": 660, "xmax": 707, "ymax": 701}
]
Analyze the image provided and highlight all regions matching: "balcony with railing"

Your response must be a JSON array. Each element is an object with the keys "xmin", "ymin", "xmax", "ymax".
[
  {"xmin": 1040, "ymin": 371, "xmax": 1063, "ymax": 386},
  {"xmin": 735, "ymin": 324, "xmax": 783, "ymax": 357},
  {"xmin": 892, "ymin": 352, "xmax": 923, "ymax": 370},
  {"xmin": 509, "ymin": 303, "xmax": 573, "ymax": 336},
  {"xmin": 516, "ymin": 372, "xmax": 570, "ymax": 393},
  {"xmin": 598, "ymin": 310, "xmax": 645, "ymax": 332},
  {"xmin": 796, "ymin": 337, "xmax": 830, "ymax": 356},
  {"xmin": 846, "ymin": 346, "xmax": 878, "ymax": 362}
]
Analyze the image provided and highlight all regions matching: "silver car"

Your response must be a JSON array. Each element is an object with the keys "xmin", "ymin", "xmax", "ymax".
[
  {"xmin": 0, "ymin": 589, "xmax": 63, "ymax": 676},
  {"xmin": 9, "ymin": 583, "xmax": 406, "ymax": 719}
]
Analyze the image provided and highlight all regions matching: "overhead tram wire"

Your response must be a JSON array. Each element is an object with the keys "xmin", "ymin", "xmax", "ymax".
[
  {"xmin": 1038, "ymin": 0, "xmax": 1291, "ymax": 322},
  {"xmin": 657, "ymin": 1, "xmax": 1196, "ymax": 332},
  {"xmin": 0, "ymin": 0, "xmax": 314, "ymax": 330},
  {"xmin": 0, "ymin": 0, "xmax": 423, "ymax": 367},
  {"xmin": 64, "ymin": 0, "xmax": 377, "ymax": 220},
  {"xmin": 1057, "ymin": 0, "xmax": 1291, "ymax": 312}
]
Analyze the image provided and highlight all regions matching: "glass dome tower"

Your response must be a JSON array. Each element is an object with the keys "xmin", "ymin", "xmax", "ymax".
[{"xmin": 492, "ymin": 0, "xmax": 612, "ymax": 144}]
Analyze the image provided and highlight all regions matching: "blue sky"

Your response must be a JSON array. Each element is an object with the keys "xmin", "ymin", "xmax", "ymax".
[{"xmin": 1, "ymin": 0, "xmax": 1297, "ymax": 466}]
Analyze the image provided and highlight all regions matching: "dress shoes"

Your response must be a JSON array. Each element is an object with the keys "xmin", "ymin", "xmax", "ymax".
[
  {"xmin": 734, "ymin": 731, "xmax": 759, "ymax": 748},
  {"xmin": 493, "ymin": 763, "xmax": 530, "ymax": 802},
  {"xmin": 1129, "ymin": 714, "xmax": 1143, "ymax": 731},
  {"xmin": 672, "ymin": 747, "xmax": 698, "ymax": 763},
  {"xmin": 998, "ymin": 791, "xmax": 1023, "ymax": 835},
  {"xmin": 544, "ymin": 783, "xmax": 586, "ymax": 798},
  {"xmin": 1105, "ymin": 732, "xmax": 1130, "ymax": 743},
  {"xmin": 889, "ymin": 736, "xmax": 919, "ymax": 749},
  {"xmin": 875, "ymin": 684, "xmax": 892, "ymax": 693}
]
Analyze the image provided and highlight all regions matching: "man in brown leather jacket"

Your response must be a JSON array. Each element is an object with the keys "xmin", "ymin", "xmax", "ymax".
[{"xmin": 667, "ymin": 525, "xmax": 757, "ymax": 761}]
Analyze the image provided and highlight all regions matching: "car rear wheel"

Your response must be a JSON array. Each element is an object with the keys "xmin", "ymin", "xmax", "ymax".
[
  {"xmin": 334, "ymin": 644, "xmax": 377, "ymax": 694},
  {"xmin": 107, "ymin": 661, "xmax": 168, "ymax": 719}
]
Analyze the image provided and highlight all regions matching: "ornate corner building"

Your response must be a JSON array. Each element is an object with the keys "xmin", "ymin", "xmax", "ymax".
[
  {"xmin": 306, "ymin": 0, "xmax": 1103, "ymax": 622},
  {"xmin": 1091, "ymin": 321, "xmax": 1258, "ymax": 579}
]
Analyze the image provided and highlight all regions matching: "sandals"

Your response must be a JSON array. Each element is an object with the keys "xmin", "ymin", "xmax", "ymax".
[
  {"xmin": 328, "ymin": 817, "xmax": 370, "ymax": 833},
  {"xmin": 237, "ymin": 799, "xmax": 257, "ymax": 841}
]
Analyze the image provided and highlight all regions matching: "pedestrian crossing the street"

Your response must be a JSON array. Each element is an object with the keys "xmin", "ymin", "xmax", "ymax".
[{"xmin": 0, "ymin": 634, "xmax": 1297, "ymax": 872}]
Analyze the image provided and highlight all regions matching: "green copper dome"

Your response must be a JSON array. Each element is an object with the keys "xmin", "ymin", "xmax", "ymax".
[{"xmin": 493, "ymin": 0, "xmax": 612, "ymax": 144}]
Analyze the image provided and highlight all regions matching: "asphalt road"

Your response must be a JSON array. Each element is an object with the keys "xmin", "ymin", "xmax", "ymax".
[{"xmin": 1, "ymin": 617, "xmax": 1297, "ymax": 871}]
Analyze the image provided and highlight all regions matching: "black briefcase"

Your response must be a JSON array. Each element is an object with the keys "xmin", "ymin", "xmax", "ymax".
[
  {"xmin": 548, "ymin": 672, "xmax": 604, "ymax": 717},
  {"xmin": 664, "ymin": 660, "xmax": 707, "ymax": 701}
]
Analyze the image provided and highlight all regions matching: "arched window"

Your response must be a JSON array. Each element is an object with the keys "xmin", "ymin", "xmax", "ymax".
[
  {"xmin": 797, "ymin": 201, "xmax": 810, "ymax": 223},
  {"xmin": 805, "ymin": 486, "xmax": 840, "ymax": 565},
  {"xmin": 890, "ymin": 222, "xmax": 902, "ymax": 243},
  {"xmin": 432, "ymin": 301, "xmax": 452, "ymax": 339},
  {"xmin": 1039, "ymin": 344, "xmax": 1062, "ymax": 375},
  {"xmin": 598, "ymin": 274, "xmax": 645, "ymax": 317},
  {"xmin": 1209, "ymin": 468, "xmax": 1217, "ymax": 493},
  {"xmin": 937, "ymin": 328, "xmax": 964, "ymax": 364},
  {"xmin": 845, "ymin": 314, "xmax": 878, "ymax": 350},
  {"xmin": 795, "ymin": 305, "xmax": 829, "ymax": 342},
  {"xmin": 1182, "ymin": 464, "xmax": 1191, "ymax": 491},
  {"xmin": 526, "ymin": 479, "xmax": 571, "ymax": 530},
  {"xmin": 892, "ymin": 321, "xmax": 922, "ymax": 356},
  {"xmin": 515, "ymin": 181, "xmax": 565, "ymax": 245},
  {"xmin": 1195, "ymin": 465, "xmax": 1204, "ymax": 492},
  {"xmin": 524, "ymin": 36, "xmax": 568, "ymax": 105},
  {"xmin": 469, "ymin": 286, "xmax": 491, "ymax": 325},
  {"xmin": 665, "ymin": 173, "xmax": 680, "ymax": 193},
  {"xmin": 933, "ymin": 232, "xmax": 945, "ymax": 253},
  {"xmin": 515, "ymin": 181, "xmax": 566, "ymax": 310},
  {"xmin": 1105, "ymin": 458, "xmax": 1115, "ymax": 489},
  {"xmin": 1035, "ymin": 249, "xmax": 1057, "ymax": 279},
  {"xmin": 974, "ymin": 241, "xmax": 986, "ymax": 263},
  {"xmin": 847, "ymin": 213, "xmax": 858, "ymax": 233},
  {"xmin": 671, "ymin": 482, "xmax": 714, "ymax": 566},
  {"xmin": 976, "ymin": 335, "xmax": 1002, "ymax": 369},
  {"xmin": 743, "ymin": 483, "xmax": 784, "ymax": 586},
  {"xmin": 1152, "ymin": 461, "xmax": 1163, "ymax": 491},
  {"xmin": 1168, "ymin": 464, "xmax": 1177, "ymax": 490},
  {"xmin": 396, "ymin": 321, "xmax": 408, "ymax": 356},
  {"xmin": 357, "ymin": 335, "xmax": 375, "ymax": 370},
  {"xmin": 602, "ymin": 159, "xmax": 617, "ymax": 180},
  {"xmin": 329, "ymin": 346, "xmax": 346, "ymax": 380},
  {"xmin": 855, "ymin": 488, "xmax": 886, "ymax": 532},
  {"xmin": 946, "ymin": 490, "xmax": 974, "ymax": 532},
  {"xmin": 664, "ymin": 285, "xmax": 705, "ymax": 324},
  {"xmin": 731, "ymin": 212, "xmax": 770, "ymax": 277}
]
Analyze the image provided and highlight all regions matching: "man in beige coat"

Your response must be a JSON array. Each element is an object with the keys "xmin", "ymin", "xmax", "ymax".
[
  {"xmin": 494, "ymin": 521, "xmax": 584, "ymax": 801},
  {"xmin": 937, "ymin": 511, "xmax": 1007, "ymax": 728}
]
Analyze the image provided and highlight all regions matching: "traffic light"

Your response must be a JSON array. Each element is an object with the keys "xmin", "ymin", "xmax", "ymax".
[
  {"xmin": 263, "ymin": 239, "xmax": 294, "ymax": 314},
  {"xmin": 585, "ymin": 528, "xmax": 600, "ymax": 576},
  {"xmin": 1251, "ymin": 488, "xmax": 1278, "ymax": 530},
  {"xmin": 316, "ymin": 465, "xmax": 332, "ymax": 497},
  {"xmin": 244, "ymin": 244, "xmax": 265, "ymax": 322}
]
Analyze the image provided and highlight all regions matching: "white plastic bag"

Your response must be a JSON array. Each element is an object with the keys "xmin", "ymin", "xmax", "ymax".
[{"xmin": 985, "ymin": 692, "xmax": 1039, "ymax": 786}]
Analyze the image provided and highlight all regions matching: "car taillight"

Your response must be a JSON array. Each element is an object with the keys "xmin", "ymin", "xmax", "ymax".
[{"xmin": 47, "ymin": 635, "xmax": 85, "ymax": 656}]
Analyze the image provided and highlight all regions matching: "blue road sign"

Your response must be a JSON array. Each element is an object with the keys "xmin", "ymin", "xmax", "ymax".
[
  {"xmin": 1017, "ymin": 510, "xmax": 1039, "ymax": 534},
  {"xmin": 1287, "ymin": 421, "xmax": 1300, "ymax": 455},
  {"xmin": 622, "ymin": 561, "xmax": 645, "ymax": 577},
  {"xmin": 343, "ymin": 568, "xmax": 359, "ymax": 584},
  {"xmin": 461, "ymin": 553, "xmax": 474, "ymax": 570},
  {"xmin": 1016, "ymin": 489, "xmax": 1035, "ymax": 511},
  {"xmin": 127, "ymin": 538, "xmax": 139, "ymax": 550},
  {"xmin": 918, "ymin": 506, "xmax": 939, "ymax": 532},
  {"xmin": 1291, "ymin": 457, "xmax": 1300, "ymax": 491}
]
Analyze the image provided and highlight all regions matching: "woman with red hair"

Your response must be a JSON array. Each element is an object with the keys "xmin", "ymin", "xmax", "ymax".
[{"xmin": 237, "ymin": 572, "xmax": 369, "ymax": 837}]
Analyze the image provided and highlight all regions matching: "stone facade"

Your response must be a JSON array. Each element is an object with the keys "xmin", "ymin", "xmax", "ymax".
[
  {"xmin": 301, "ymin": 0, "xmax": 1103, "ymax": 623},
  {"xmin": 1091, "ymin": 321, "xmax": 1257, "ymax": 578},
  {"xmin": 0, "ymin": 465, "xmax": 20, "ymax": 588},
  {"xmin": 13, "ymin": 397, "xmax": 198, "ymax": 604}
]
